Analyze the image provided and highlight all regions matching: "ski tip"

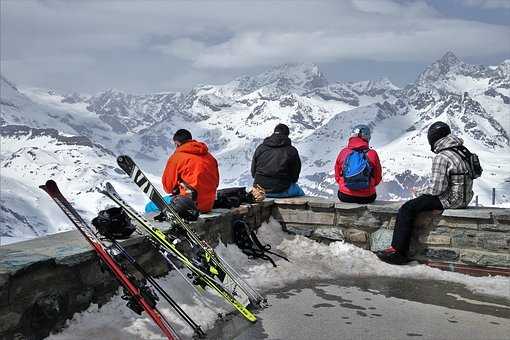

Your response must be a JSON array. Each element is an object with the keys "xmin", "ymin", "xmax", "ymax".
[
  {"xmin": 117, "ymin": 155, "xmax": 131, "ymax": 164},
  {"xmin": 103, "ymin": 181, "xmax": 118, "ymax": 195},
  {"xmin": 40, "ymin": 180, "xmax": 59, "ymax": 195},
  {"xmin": 95, "ymin": 182, "xmax": 109, "ymax": 194},
  {"xmin": 105, "ymin": 181, "xmax": 114, "ymax": 191}
]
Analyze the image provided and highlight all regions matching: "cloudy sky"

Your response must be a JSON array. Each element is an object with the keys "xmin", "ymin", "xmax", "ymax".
[{"xmin": 1, "ymin": 0, "xmax": 509, "ymax": 94}]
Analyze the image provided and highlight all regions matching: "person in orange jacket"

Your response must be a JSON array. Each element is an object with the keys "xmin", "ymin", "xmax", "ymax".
[{"xmin": 161, "ymin": 129, "xmax": 219, "ymax": 213}]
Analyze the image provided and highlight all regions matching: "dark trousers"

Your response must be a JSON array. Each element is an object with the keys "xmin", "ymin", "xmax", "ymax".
[
  {"xmin": 391, "ymin": 195, "xmax": 443, "ymax": 254},
  {"xmin": 338, "ymin": 191, "xmax": 376, "ymax": 204}
]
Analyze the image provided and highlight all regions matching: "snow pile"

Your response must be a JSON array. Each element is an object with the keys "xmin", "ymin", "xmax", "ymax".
[
  {"xmin": 47, "ymin": 219, "xmax": 510, "ymax": 339},
  {"xmin": 220, "ymin": 218, "xmax": 510, "ymax": 299}
]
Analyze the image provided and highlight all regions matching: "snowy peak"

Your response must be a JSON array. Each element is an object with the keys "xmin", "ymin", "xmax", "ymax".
[
  {"xmin": 417, "ymin": 51, "xmax": 463, "ymax": 84},
  {"xmin": 262, "ymin": 63, "xmax": 328, "ymax": 90},
  {"xmin": 234, "ymin": 63, "xmax": 328, "ymax": 95},
  {"xmin": 417, "ymin": 52, "xmax": 498, "ymax": 87},
  {"xmin": 438, "ymin": 51, "xmax": 462, "ymax": 68}
]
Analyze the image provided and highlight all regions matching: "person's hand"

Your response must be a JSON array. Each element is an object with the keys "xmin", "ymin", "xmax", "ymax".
[{"xmin": 249, "ymin": 185, "xmax": 266, "ymax": 202}]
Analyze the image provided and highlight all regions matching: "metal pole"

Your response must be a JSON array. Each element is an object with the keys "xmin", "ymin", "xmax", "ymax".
[
  {"xmin": 492, "ymin": 188, "xmax": 496, "ymax": 206},
  {"xmin": 475, "ymin": 195, "xmax": 478, "ymax": 207}
]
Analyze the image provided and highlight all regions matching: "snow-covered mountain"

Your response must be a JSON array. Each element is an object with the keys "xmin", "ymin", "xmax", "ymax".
[{"xmin": 1, "ymin": 52, "xmax": 509, "ymax": 244}]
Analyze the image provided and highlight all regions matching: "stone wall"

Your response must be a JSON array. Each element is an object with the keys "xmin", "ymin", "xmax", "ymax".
[
  {"xmin": 272, "ymin": 197, "xmax": 510, "ymax": 275},
  {"xmin": 1, "ymin": 196, "xmax": 509, "ymax": 339},
  {"xmin": 0, "ymin": 201, "xmax": 273, "ymax": 340}
]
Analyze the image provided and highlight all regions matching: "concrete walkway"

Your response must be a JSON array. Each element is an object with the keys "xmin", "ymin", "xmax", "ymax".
[{"xmin": 209, "ymin": 277, "xmax": 510, "ymax": 340}]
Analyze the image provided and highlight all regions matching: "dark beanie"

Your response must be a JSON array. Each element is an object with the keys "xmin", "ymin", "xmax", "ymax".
[
  {"xmin": 274, "ymin": 123, "xmax": 290, "ymax": 136},
  {"xmin": 173, "ymin": 129, "xmax": 192, "ymax": 143}
]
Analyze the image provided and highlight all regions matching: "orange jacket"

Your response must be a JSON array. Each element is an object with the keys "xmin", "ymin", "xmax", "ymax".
[{"xmin": 162, "ymin": 140, "xmax": 219, "ymax": 212}]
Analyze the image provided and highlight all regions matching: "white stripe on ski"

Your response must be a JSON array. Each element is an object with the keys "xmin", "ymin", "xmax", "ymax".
[{"xmin": 130, "ymin": 166, "xmax": 139, "ymax": 180}]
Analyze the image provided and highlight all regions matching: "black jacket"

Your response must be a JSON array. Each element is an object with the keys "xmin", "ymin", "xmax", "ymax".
[{"xmin": 251, "ymin": 134, "xmax": 301, "ymax": 192}]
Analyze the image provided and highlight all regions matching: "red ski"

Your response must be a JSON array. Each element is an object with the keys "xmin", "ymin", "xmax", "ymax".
[{"xmin": 40, "ymin": 180, "xmax": 179, "ymax": 340}]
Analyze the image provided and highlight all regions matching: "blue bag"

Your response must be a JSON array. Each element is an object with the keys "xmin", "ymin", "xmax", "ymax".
[
  {"xmin": 265, "ymin": 183, "xmax": 305, "ymax": 198},
  {"xmin": 343, "ymin": 149, "xmax": 372, "ymax": 190},
  {"xmin": 145, "ymin": 195, "xmax": 173, "ymax": 213}
]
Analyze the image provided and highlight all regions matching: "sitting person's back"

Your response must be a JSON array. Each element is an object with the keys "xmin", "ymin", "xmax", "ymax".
[
  {"xmin": 162, "ymin": 129, "xmax": 219, "ymax": 212},
  {"xmin": 251, "ymin": 124, "xmax": 304, "ymax": 198},
  {"xmin": 377, "ymin": 121, "xmax": 479, "ymax": 265},
  {"xmin": 335, "ymin": 125, "xmax": 382, "ymax": 204}
]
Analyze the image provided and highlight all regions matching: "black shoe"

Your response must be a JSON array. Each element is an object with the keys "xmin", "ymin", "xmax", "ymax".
[{"xmin": 376, "ymin": 249, "xmax": 410, "ymax": 265}]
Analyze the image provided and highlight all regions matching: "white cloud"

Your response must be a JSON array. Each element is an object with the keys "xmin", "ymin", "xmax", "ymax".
[
  {"xmin": 158, "ymin": 17, "xmax": 510, "ymax": 69},
  {"xmin": 1, "ymin": 0, "xmax": 509, "ymax": 91},
  {"xmin": 155, "ymin": 38, "xmax": 208, "ymax": 60}
]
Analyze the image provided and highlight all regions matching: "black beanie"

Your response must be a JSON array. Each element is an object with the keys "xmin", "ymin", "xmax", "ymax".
[{"xmin": 274, "ymin": 123, "xmax": 290, "ymax": 136}]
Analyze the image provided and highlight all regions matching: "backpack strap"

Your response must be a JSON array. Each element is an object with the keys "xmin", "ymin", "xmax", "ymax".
[
  {"xmin": 441, "ymin": 146, "xmax": 470, "ymax": 160},
  {"xmin": 440, "ymin": 146, "xmax": 471, "ymax": 175},
  {"xmin": 233, "ymin": 219, "xmax": 289, "ymax": 267},
  {"xmin": 248, "ymin": 228, "xmax": 290, "ymax": 263}
]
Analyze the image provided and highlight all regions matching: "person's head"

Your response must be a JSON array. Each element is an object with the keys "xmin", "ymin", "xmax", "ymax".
[
  {"xmin": 350, "ymin": 124, "xmax": 371, "ymax": 142},
  {"xmin": 173, "ymin": 129, "xmax": 192, "ymax": 147},
  {"xmin": 427, "ymin": 121, "xmax": 451, "ymax": 151},
  {"xmin": 274, "ymin": 123, "xmax": 290, "ymax": 136}
]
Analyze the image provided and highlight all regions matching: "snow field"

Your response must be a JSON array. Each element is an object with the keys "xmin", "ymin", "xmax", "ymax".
[{"xmin": 47, "ymin": 218, "xmax": 510, "ymax": 339}]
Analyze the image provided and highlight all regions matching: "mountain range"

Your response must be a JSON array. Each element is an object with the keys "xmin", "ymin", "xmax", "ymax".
[{"xmin": 1, "ymin": 52, "xmax": 509, "ymax": 244}]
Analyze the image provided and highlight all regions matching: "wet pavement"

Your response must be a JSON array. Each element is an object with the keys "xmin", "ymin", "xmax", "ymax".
[{"xmin": 208, "ymin": 276, "xmax": 510, "ymax": 340}]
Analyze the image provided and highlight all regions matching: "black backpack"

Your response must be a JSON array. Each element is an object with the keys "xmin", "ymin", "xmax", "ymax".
[
  {"xmin": 92, "ymin": 207, "xmax": 136, "ymax": 239},
  {"xmin": 232, "ymin": 219, "xmax": 289, "ymax": 267},
  {"xmin": 445, "ymin": 146, "xmax": 483, "ymax": 179},
  {"xmin": 214, "ymin": 187, "xmax": 251, "ymax": 209}
]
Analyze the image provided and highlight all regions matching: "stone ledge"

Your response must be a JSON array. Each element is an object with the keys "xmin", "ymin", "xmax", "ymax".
[
  {"xmin": 0, "ymin": 202, "xmax": 273, "ymax": 340},
  {"xmin": 273, "ymin": 196, "xmax": 510, "ymax": 274}
]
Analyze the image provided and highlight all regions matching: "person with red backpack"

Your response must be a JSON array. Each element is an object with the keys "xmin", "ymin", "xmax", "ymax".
[{"xmin": 334, "ymin": 125, "xmax": 382, "ymax": 204}]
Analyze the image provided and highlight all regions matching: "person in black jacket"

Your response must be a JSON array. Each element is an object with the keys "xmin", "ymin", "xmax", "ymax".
[{"xmin": 251, "ymin": 124, "xmax": 305, "ymax": 198}]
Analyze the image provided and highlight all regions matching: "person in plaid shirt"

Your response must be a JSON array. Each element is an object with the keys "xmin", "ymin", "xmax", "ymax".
[{"xmin": 377, "ymin": 121, "xmax": 474, "ymax": 265}]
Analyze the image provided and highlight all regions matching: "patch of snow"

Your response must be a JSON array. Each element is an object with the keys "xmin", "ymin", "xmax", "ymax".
[{"xmin": 47, "ymin": 219, "xmax": 510, "ymax": 339}]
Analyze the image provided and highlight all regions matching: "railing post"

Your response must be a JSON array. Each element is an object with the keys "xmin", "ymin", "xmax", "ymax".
[{"xmin": 492, "ymin": 188, "xmax": 496, "ymax": 206}]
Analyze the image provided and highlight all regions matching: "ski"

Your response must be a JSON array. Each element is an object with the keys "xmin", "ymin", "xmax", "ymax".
[
  {"xmin": 116, "ymin": 155, "xmax": 266, "ymax": 307},
  {"xmin": 108, "ymin": 239, "xmax": 206, "ymax": 338},
  {"xmin": 39, "ymin": 180, "xmax": 180, "ymax": 340},
  {"xmin": 99, "ymin": 182, "xmax": 257, "ymax": 323}
]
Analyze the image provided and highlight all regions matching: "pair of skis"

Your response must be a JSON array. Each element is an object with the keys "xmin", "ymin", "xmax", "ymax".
[
  {"xmin": 40, "ymin": 180, "xmax": 186, "ymax": 340},
  {"xmin": 112, "ymin": 155, "xmax": 266, "ymax": 314},
  {"xmin": 100, "ymin": 182, "xmax": 257, "ymax": 323},
  {"xmin": 40, "ymin": 154, "xmax": 267, "ymax": 338}
]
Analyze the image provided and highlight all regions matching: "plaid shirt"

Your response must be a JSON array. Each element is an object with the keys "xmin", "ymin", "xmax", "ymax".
[{"xmin": 418, "ymin": 135, "xmax": 474, "ymax": 209}]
